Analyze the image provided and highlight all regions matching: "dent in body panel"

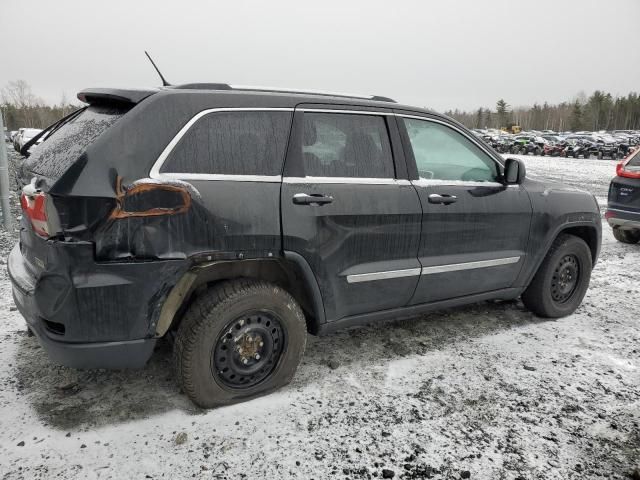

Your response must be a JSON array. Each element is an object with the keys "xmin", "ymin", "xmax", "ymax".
[{"xmin": 95, "ymin": 179, "xmax": 281, "ymax": 261}]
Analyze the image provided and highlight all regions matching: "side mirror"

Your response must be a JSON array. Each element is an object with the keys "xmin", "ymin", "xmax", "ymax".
[{"xmin": 504, "ymin": 158, "xmax": 526, "ymax": 184}]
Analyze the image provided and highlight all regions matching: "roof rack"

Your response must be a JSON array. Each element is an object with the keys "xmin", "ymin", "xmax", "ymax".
[{"xmin": 170, "ymin": 83, "xmax": 396, "ymax": 103}]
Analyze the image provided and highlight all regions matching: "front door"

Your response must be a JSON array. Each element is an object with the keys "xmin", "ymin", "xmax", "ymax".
[
  {"xmin": 281, "ymin": 107, "xmax": 423, "ymax": 322},
  {"xmin": 397, "ymin": 114, "xmax": 533, "ymax": 304}
]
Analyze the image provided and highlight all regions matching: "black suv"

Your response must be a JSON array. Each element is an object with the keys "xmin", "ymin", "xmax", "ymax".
[{"xmin": 8, "ymin": 84, "xmax": 602, "ymax": 407}]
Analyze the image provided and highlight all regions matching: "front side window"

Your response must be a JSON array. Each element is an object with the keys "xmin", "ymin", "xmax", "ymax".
[
  {"xmin": 403, "ymin": 118, "xmax": 499, "ymax": 182},
  {"xmin": 302, "ymin": 113, "xmax": 394, "ymax": 178},
  {"xmin": 161, "ymin": 111, "xmax": 292, "ymax": 176}
]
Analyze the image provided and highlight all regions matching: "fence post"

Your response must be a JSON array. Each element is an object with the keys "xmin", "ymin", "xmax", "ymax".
[{"xmin": 0, "ymin": 107, "xmax": 14, "ymax": 230}]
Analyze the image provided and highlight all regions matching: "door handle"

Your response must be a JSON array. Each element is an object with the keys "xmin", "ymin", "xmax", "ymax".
[
  {"xmin": 293, "ymin": 193, "xmax": 334, "ymax": 206},
  {"xmin": 428, "ymin": 193, "xmax": 457, "ymax": 205}
]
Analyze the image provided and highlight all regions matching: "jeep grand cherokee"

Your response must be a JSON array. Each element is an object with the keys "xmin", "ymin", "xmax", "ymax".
[{"xmin": 8, "ymin": 84, "xmax": 601, "ymax": 407}]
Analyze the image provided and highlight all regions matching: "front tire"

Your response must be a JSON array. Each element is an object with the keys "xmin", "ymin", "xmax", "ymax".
[
  {"xmin": 612, "ymin": 227, "xmax": 640, "ymax": 244},
  {"xmin": 522, "ymin": 234, "xmax": 592, "ymax": 318},
  {"xmin": 174, "ymin": 279, "xmax": 307, "ymax": 408}
]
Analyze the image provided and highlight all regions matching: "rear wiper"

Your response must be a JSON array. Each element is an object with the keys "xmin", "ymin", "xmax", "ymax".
[{"xmin": 20, "ymin": 107, "xmax": 87, "ymax": 157}]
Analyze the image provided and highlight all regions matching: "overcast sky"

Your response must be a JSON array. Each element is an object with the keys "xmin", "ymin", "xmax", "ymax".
[{"xmin": 2, "ymin": 0, "xmax": 639, "ymax": 112}]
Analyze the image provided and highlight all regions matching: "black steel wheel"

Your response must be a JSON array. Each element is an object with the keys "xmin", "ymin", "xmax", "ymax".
[
  {"xmin": 522, "ymin": 234, "xmax": 592, "ymax": 318},
  {"xmin": 550, "ymin": 254, "xmax": 580, "ymax": 303},
  {"xmin": 212, "ymin": 312, "xmax": 285, "ymax": 389},
  {"xmin": 174, "ymin": 279, "xmax": 307, "ymax": 408}
]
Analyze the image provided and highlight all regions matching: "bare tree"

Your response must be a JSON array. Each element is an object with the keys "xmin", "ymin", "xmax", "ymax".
[{"xmin": 1, "ymin": 80, "xmax": 43, "ymax": 127}]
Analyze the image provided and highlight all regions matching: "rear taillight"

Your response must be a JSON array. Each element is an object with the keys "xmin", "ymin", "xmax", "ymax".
[
  {"xmin": 616, "ymin": 158, "xmax": 640, "ymax": 179},
  {"xmin": 20, "ymin": 190, "xmax": 50, "ymax": 237}
]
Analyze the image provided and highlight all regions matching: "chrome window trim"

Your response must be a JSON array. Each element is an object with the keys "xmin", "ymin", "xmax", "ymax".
[
  {"xmin": 421, "ymin": 256, "xmax": 521, "ymax": 275},
  {"xmin": 284, "ymin": 177, "xmax": 410, "ymax": 185},
  {"xmin": 149, "ymin": 107, "xmax": 294, "ymax": 180},
  {"xmin": 346, "ymin": 268, "xmax": 421, "ymax": 284},
  {"xmin": 148, "ymin": 107, "xmax": 508, "ymax": 184}
]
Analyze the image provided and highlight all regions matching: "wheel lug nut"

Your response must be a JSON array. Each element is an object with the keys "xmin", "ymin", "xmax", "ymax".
[
  {"xmin": 255, "ymin": 354, "xmax": 261, "ymax": 360},
  {"xmin": 243, "ymin": 359, "xmax": 248, "ymax": 364},
  {"xmin": 259, "ymin": 342, "xmax": 264, "ymax": 347}
]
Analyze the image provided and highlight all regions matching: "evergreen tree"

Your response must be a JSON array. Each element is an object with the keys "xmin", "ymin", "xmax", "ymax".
[
  {"xmin": 569, "ymin": 101, "xmax": 583, "ymax": 131},
  {"xmin": 496, "ymin": 99, "xmax": 510, "ymax": 127}
]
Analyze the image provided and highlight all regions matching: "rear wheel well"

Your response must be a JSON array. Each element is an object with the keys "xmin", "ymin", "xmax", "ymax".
[
  {"xmin": 556, "ymin": 226, "xmax": 598, "ymax": 263},
  {"xmin": 159, "ymin": 258, "xmax": 321, "ymax": 337}
]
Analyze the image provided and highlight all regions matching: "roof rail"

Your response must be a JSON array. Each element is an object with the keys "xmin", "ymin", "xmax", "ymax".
[
  {"xmin": 231, "ymin": 85, "xmax": 396, "ymax": 103},
  {"xmin": 170, "ymin": 83, "xmax": 396, "ymax": 102}
]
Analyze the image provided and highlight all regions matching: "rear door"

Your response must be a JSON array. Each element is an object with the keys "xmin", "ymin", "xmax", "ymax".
[
  {"xmin": 397, "ymin": 113, "xmax": 532, "ymax": 304},
  {"xmin": 281, "ymin": 106, "xmax": 422, "ymax": 322}
]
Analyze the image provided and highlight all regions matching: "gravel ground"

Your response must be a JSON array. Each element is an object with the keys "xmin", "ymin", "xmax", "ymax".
[{"xmin": 0, "ymin": 148, "xmax": 638, "ymax": 480}]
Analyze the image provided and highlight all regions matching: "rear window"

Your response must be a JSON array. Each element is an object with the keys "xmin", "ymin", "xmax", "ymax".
[
  {"xmin": 160, "ymin": 111, "xmax": 292, "ymax": 176},
  {"xmin": 26, "ymin": 105, "xmax": 128, "ymax": 180},
  {"xmin": 627, "ymin": 149, "xmax": 640, "ymax": 168}
]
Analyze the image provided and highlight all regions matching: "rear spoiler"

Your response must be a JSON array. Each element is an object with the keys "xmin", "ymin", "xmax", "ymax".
[{"xmin": 77, "ymin": 88, "xmax": 159, "ymax": 106}]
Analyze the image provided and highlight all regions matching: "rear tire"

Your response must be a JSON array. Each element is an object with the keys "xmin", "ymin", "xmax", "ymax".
[
  {"xmin": 612, "ymin": 227, "xmax": 640, "ymax": 244},
  {"xmin": 522, "ymin": 234, "xmax": 592, "ymax": 318},
  {"xmin": 173, "ymin": 279, "xmax": 307, "ymax": 408}
]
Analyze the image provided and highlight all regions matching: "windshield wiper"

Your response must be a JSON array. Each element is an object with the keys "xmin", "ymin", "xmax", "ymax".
[{"xmin": 20, "ymin": 106, "xmax": 87, "ymax": 157}]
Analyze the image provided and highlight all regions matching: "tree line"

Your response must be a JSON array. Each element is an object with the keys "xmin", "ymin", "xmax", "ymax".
[
  {"xmin": 1, "ymin": 80, "xmax": 78, "ymax": 131},
  {"xmin": 3, "ymin": 80, "xmax": 640, "ymax": 134},
  {"xmin": 445, "ymin": 91, "xmax": 640, "ymax": 132}
]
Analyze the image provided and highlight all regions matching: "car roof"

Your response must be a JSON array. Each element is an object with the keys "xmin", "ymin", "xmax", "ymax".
[{"xmin": 76, "ymin": 84, "xmax": 441, "ymax": 118}]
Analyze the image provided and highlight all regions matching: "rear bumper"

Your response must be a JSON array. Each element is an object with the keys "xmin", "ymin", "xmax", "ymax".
[
  {"xmin": 605, "ymin": 207, "xmax": 640, "ymax": 230},
  {"xmin": 7, "ymin": 243, "xmax": 184, "ymax": 369}
]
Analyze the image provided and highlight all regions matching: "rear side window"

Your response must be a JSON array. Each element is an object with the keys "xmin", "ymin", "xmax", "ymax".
[
  {"xmin": 160, "ymin": 111, "xmax": 292, "ymax": 176},
  {"xmin": 27, "ymin": 105, "xmax": 128, "ymax": 180},
  {"xmin": 302, "ymin": 113, "xmax": 394, "ymax": 178}
]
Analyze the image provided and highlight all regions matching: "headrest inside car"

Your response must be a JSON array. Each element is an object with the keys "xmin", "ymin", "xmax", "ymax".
[{"xmin": 303, "ymin": 119, "xmax": 317, "ymax": 146}]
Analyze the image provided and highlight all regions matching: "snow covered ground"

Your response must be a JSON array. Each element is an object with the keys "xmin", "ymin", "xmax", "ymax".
[{"xmin": 0, "ymin": 150, "xmax": 638, "ymax": 480}]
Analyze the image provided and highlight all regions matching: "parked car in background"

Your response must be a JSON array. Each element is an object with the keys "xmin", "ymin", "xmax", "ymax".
[
  {"xmin": 562, "ymin": 138, "xmax": 591, "ymax": 159},
  {"xmin": 606, "ymin": 148, "xmax": 640, "ymax": 243},
  {"xmin": 14, "ymin": 128, "xmax": 43, "ymax": 153},
  {"xmin": 511, "ymin": 135, "xmax": 540, "ymax": 154},
  {"xmin": 542, "ymin": 139, "xmax": 564, "ymax": 157},
  {"xmin": 13, "ymin": 128, "xmax": 26, "ymax": 151}
]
